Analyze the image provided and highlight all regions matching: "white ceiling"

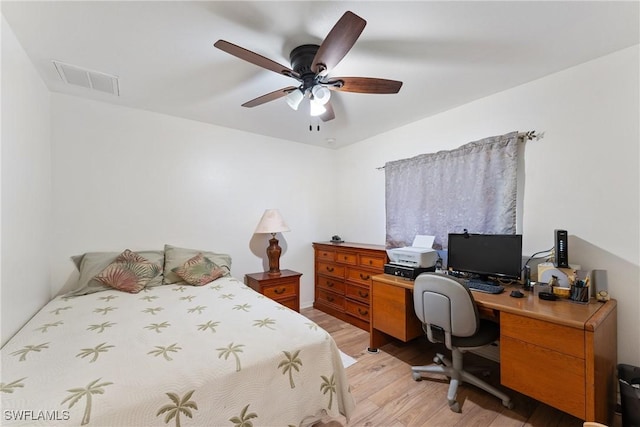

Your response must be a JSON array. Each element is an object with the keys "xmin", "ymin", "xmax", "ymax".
[{"xmin": 2, "ymin": 1, "xmax": 638, "ymax": 148}]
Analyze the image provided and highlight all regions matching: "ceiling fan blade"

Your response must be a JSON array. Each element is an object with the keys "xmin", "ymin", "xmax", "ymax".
[
  {"xmin": 311, "ymin": 11, "xmax": 366, "ymax": 75},
  {"xmin": 320, "ymin": 101, "xmax": 335, "ymax": 122},
  {"xmin": 214, "ymin": 40, "xmax": 300, "ymax": 80},
  {"xmin": 241, "ymin": 86, "xmax": 298, "ymax": 108},
  {"xmin": 328, "ymin": 77, "xmax": 403, "ymax": 94}
]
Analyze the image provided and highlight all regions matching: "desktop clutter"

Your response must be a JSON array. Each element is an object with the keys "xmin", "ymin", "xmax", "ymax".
[
  {"xmin": 384, "ymin": 229, "xmax": 609, "ymax": 304},
  {"xmin": 529, "ymin": 229, "xmax": 609, "ymax": 303}
]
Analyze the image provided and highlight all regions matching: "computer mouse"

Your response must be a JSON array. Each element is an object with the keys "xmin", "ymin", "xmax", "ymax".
[{"xmin": 510, "ymin": 290, "xmax": 524, "ymax": 298}]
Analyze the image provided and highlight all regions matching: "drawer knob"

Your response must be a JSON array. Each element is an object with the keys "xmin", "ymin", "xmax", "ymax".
[
  {"xmin": 359, "ymin": 290, "xmax": 369, "ymax": 298},
  {"xmin": 359, "ymin": 273, "xmax": 370, "ymax": 280},
  {"xmin": 369, "ymin": 260, "xmax": 373, "ymax": 265},
  {"xmin": 327, "ymin": 296, "xmax": 334, "ymax": 302},
  {"xmin": 358, "ymin": 308, "xmax": 368, "ymax": 316},
  {"xmin": 326, "ymin": 266, "xmax": 334, "ymax": 272},
  {"xmin": 327, "ymin": 282, "xmax": 334, "ymax": 287},
  {"xmin": 274, "ymin": 287, "xmax": 285, "ymax": 295}
]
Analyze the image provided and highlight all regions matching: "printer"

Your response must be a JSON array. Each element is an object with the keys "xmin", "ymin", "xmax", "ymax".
[{"xmin": 385, "ymin": 235, "xmax": 439, "ymax": 279}]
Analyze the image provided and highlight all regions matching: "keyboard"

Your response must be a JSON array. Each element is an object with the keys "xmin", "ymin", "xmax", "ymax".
[{"xmin": 466, "ymin": 279, "xmax": 504, "ymax": 294}]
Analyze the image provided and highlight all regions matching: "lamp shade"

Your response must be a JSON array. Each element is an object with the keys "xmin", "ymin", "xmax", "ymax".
[
  {"xmin": 311, "ymin": 85, "xmax": 331, "ymax": 105},
  {"xmin": 254, "ymin": 209, "xmax": 290, "ymax": 234},
  {"xmin": 309, "ymin": 99, "xmax": 327, "ymax": 117},
  {"xmin": 285, "ymin": 89, "xmax": 304, "ymax": 111}
]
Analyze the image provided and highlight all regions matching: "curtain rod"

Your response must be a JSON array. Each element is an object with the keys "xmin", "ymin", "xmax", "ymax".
[{"xmin": 375, "ymin": 130, "xmax": 544, "ymax": 170}]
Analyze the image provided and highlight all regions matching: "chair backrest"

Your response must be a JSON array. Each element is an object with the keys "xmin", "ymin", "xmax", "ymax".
[{"xmin": 413, "ymin": 273, "xmax": 480, "ymax": 349}]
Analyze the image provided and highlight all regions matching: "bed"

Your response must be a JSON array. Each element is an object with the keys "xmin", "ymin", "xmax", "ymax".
[{"xmin": 1, "ymin": 245, "xmax": 355, "ymax": 426}]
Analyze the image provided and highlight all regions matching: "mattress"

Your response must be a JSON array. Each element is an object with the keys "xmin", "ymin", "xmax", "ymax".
[{"xmin": 1, "ymin": 276, "xmax": 355, "ymax": 426}]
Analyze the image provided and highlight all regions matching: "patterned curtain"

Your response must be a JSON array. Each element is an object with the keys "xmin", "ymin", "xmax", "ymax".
[{"xmin": 385, "ymin": 131, "xmax": 522, "ymax": 249}]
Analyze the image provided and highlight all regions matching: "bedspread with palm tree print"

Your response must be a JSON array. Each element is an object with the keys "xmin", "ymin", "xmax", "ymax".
[{"xmin": 1, "ymin": 277, "xmax": 355, "ymax": 426}]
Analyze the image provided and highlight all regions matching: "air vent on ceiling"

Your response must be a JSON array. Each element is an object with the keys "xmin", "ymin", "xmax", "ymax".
[{"xmin": 52, "ymin": 60, "xmax": 120, "ymax": 96}]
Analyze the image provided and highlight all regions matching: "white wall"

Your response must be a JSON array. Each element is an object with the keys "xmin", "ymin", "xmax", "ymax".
[
  {"xmin": 336, "ymin": 45, "xmax": 640, "ymax": 366},
  {"xmin": 50, "ymin": 94, "xmax": 337, "ymax": 308},
  {"xmin": 1, "ymin": 17, "xmax": 52, "ymax": 346}
]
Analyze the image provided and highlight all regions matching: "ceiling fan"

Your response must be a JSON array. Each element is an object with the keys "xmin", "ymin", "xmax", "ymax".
[{"xmin": 214, "ymin": 11, "xmax": 403, "ymax": 122}]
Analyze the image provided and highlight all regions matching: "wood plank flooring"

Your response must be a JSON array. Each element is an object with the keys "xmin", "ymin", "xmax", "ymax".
[{"xmin": 302, "ymin": 307, "xmax": 620, "ymax": 427}]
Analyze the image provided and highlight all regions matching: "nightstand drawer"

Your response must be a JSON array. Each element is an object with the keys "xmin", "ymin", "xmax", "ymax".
[
  {"xmin": 317, "ymin": 275, "xmax": 345, "ymax": 294},
  {"xmin": 317, "ymin": 262, "xmax": 345, "ymax": 279},
  {"xmin": 277, "ymin": 297, "xmax": 299, "ymax": 311},
  {"xmin": 244, "ymin": 270, "xmax": 301, "ymax": 313},
  {"xmin": 262, "ymin": 283, "xmax": 296, "ymax": 299}
]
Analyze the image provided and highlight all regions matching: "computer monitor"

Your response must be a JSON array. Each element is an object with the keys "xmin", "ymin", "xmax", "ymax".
[{"xmin": 447, "ymin": 233, "xmax": 523, "ymax": 281}]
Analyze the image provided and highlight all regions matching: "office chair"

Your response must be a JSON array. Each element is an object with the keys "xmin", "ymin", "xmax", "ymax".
[{"xmin": 411, "ymin": 272, "xmax": 513, "ymax": 413}]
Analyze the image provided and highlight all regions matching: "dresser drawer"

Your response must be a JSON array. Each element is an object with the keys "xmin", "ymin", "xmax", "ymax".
[
  {"xmin": 317, "ymin": 289, "xmax": 345, "ymax": 310},
  {"xmin": 501, "ymin": 312, "xmax": 585, "ymax": 359},
  {"xmin": 317, "ymin": 275, "xmax": 345, "ymax": 294},
  {"xmin": 262, "ymin": 283, "xmax": 297, "ymax": 300},
  {"xmin": 346, "ymin": 267, "xmax": 374, "ymax": 286},
  {"xmin": 346, "ymin": 282, "xmax": 370, "ymax": 304},
  {"xmin": 336, "ymin": 251, "xmax": 357, "ymax": 265},
  {"xmin": 317, "ymin": 248, "xmax": 335, "ymax": 262},
  {"xmin": 317, "ymin": 262, "xmax": 345, "ymax": 279},
  {"xmin": 359, "ymin": 254, "xmax": 386, "ymax": 269},
  {"xmin": 345, "ymin": 299, "xmax": 370, "ymax": 321}
]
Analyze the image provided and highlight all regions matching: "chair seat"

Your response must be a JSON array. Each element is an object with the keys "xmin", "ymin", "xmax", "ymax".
[{"xmin": 430, "ymin": 318, "xmax": 500, "ymax": 349}]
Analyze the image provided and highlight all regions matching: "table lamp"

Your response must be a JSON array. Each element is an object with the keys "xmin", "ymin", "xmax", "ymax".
[{"xmin": 254, "ymin": 209, "xmax": 290, "ymax": 276}]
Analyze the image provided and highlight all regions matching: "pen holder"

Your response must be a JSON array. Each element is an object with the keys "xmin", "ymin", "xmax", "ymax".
[{"xmin": 570, "ymin": 285, "xmax": 590, "ymax": 303}]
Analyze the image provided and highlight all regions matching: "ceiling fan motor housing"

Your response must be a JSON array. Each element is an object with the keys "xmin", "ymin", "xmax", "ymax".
[{"xmin": 290, "ymin": 44, "xmax": 320, "ymax": 90}]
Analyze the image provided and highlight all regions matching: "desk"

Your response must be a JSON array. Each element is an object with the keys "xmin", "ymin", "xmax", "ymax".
[{"xmin": 369, "ymin": 274, "xmax": 617, "ymax": 424}]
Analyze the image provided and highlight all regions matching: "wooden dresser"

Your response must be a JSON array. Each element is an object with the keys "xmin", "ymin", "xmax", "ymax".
[{"xmin": 313, "ymin": 242, "xmax": 387, "ymax": 331}]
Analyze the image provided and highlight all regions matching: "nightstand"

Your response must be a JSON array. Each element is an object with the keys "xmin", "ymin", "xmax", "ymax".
[{"xmin": 244, "ymin": 269, "xmax": 302, "ymax": 312}]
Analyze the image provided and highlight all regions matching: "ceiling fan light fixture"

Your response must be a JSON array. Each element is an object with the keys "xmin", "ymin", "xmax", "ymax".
[
  {"xmin": 285, "ymin": 89, "xmax": 304, "ymax": 110},
  {"xmin": 309, "ymin": 98, "xmax": 327, "ymax": 117},
  {"xmin": 311, "ymin": 85, "xmax": 331, "ymax": 105}
]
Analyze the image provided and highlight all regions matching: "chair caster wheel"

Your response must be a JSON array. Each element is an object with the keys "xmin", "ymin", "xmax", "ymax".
[
  {"xmin": 412, "ymin": 371, "xmax": 422, "ymax": 381},
  {"xmin": 448, "ymin": 400, "xmax": 461, "ymax": 413},
  {"xmin": 502, "ymin": 400, "xmax": 514, "ymax": 409}
]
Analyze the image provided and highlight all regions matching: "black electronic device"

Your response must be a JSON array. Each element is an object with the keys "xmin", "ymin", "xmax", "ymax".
[
  {"xmin": 538, "ymin": 291, "xmax": 557, "ymax": 301},
  {"xmin": 447, "ymin": 233, "xmax": 523, "ymax": 284},
  {"xmin": 510, "ymin": 290, "xmax": 524, "ymax": 298},
  {"xmin": 384, "ymin": 263, "xmax": 435, "ymax": 280},
  {"xmin": 554, "ymin": 229, "xmax": 569, "ymax": 268}
]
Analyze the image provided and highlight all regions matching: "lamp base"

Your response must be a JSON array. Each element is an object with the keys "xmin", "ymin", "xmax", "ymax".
[{"xmin": 266, "ymin": 234, "xmax": 282, "ymax": 276}]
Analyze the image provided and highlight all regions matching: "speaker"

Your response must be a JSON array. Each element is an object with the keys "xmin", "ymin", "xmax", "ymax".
[{"xmin": 554, "ymin": 229, "xmax": 569, "ymax": 268}]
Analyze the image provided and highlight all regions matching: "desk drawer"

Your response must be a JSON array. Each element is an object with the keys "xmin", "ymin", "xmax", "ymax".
[
  {"xmin": 317, "ymin": 275, "xmax": 345, "ymax": 294},
  {"xmin": 501, "ymin": 312, "xmax": 585, "ymax": 359},
  {"xmin": 317, "ymin": 262, "xmax": 345, "ymax": 279},
  {"xmin": 501, "ymin": 335, "xmax": 586, "ymax": 419},
  {"xmin": 346, "ymin": 267, "xmax": 374, "ymax": 286},
  {"xmin": 346, "ymin": 283, "xmax": 370, "ymax": 304},
  {"xmin": 316, "ymin": 289, "xmax": 345, "ymax": 311},
  {"xmin": 345, "ymin": 299, "xmax": 370, "ymax": 321}
]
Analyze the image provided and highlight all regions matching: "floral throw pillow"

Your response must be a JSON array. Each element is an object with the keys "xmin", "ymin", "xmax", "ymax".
[
  {"xmin": 172, "ymin": 253, "xmax": 225, "ymax": 286},
  {"xmin": 94, "ymin": 249, "xmax": 162, "ymax": 293}
]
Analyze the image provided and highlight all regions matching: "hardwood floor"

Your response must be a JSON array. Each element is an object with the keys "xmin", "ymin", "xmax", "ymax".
[{"xmin": 302, "ymin": 307, "xmax": 620, "ymax": 427}]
